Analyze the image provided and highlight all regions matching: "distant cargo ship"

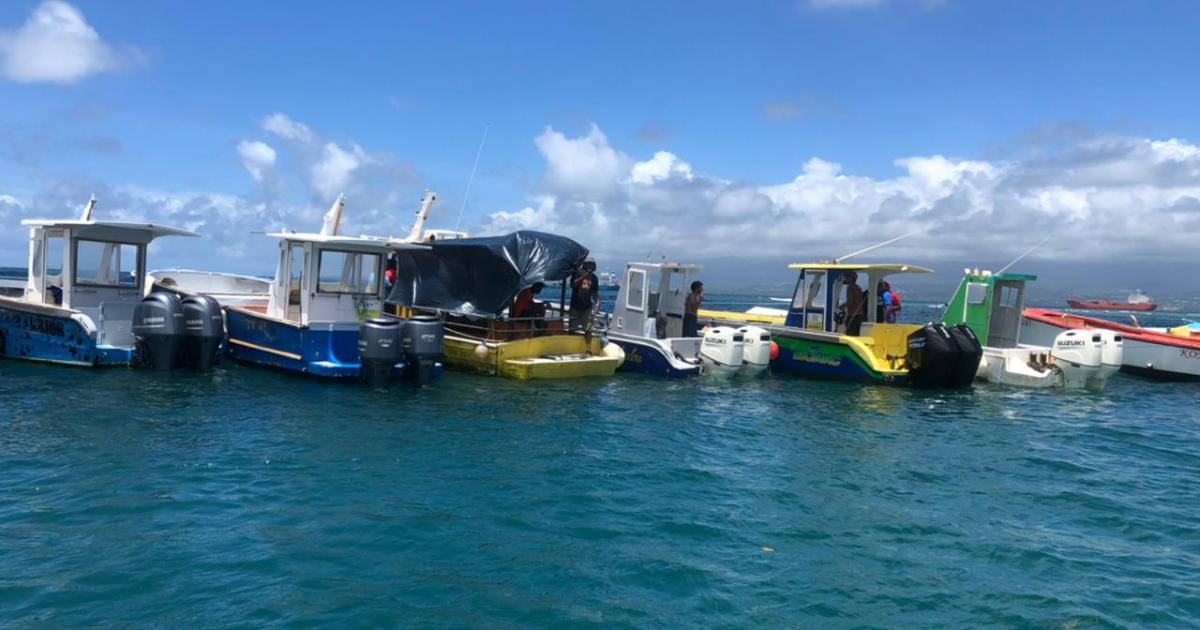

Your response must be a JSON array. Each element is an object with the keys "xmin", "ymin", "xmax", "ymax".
[{"xmin": 1067, "ymin": 290, "xmax": 1157, "ymax": 312}]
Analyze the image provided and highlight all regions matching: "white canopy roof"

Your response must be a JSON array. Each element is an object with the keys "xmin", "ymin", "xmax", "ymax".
[
  {"xmin": 21, "ymin": 219, "xmax": 199, "ymax": 244},
  {"xmin": 265, "ymin": 231, "xmax": 429, "ymax": 252}
]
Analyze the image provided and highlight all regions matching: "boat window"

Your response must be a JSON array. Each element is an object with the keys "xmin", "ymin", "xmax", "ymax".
[
  {"xmin": 966, "ymin": 282, "xmax": 987, "ymax": 304},
  {"xmin": 74, "ymin": 239, "xmax": 139, "ymax": 287},
  {"xmin": 999, "ymin": 285, "xmax": 1020, "ymax": 308},
  {"xmin": 289, "ymin": 243, "xmax": 305, "ymax": 294},
  {"xmin": 667, "ymin": 269, "xmax": 684, "ymax": 295},
  {"xmin": 805, "ymin": 271, "xmax": 825, "ymax": 308},
  {"xmin": 45, "ymin": 236, "xmax": 64, "ymax": 278},
  {"xmin": 627, "ymin": 268, "xmax": 646, "ymax": 311},
  {"xmin": 317, "ymin": 249, "xmax": 380, "ymax": 294}
]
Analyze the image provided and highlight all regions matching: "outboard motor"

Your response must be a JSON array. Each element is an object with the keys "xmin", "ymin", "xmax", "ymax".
[
  {"xmin": 1095, "ymin": 330, "xmax": 1124, "ymax": 383},
  {"xmin": 132, "ymin": 292, "xmax": 184, "ymax": 370},
  {"xmin": 947, "ymin": 324, "xmax": 983, "ymax": 388},
  {"xmin": 1049, "ymin": 329, "xmax": 1104, "ymax": 389},
  {"xmin": 181, "ymin": 294, "xmax": 223, "ymax": 371},
  {"xmin": 400, "ymin": 315, "xmax": 443, "ymax": 385},
  {"xmin": 700, "ymin": 326, "xmax": 745, "ymax": 377},
  {"xmin": 358, "ymin": 317, "xmax": 401, "ymax": 388},
  {"xmin": 737, "ymin": 325, "xmax": 772, "ymax": 377},
  {"xmin": 905, "ymin": 323, "xmax": 959, "ymax": 388}
]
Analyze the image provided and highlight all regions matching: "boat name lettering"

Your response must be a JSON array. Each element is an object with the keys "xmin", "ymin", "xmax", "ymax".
[
  {"xmin": 1182, "ymin": 348, "xmax": 1200, "ymax": 361},
  {"xmin": 0, "ymin": 311, "xmax": 66, "ymax": 337},
  {"xmin": 795, "ymin": 344, "xmax": 843, "ymax": 367}
]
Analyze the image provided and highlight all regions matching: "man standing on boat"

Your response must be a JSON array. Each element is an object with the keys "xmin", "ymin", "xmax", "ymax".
[
  {"xmin": 570, "ymin": 260, "xmax": 600, "ymax": 352},
  {"xmin": 683, "ymin": 281, "xmax": 704, "ymax": 337}
]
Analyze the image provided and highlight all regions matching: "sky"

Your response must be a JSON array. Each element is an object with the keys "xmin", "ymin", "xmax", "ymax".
[{"xmin": 0, "ymin": 0, "xmax": 1198, "ymax": 281}]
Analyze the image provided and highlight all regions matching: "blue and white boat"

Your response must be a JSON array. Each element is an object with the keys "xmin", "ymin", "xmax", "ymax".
[
  {"xmin": 0, "ymin": 196, "xmax": 199, "ymax": 366},
  {"xmin": 154, "ymin": 194, "xmax": 441, "ymax": 381},
  {"xmin": 604, "ymin": 262, "xmax": 708, "ymax": 377}
]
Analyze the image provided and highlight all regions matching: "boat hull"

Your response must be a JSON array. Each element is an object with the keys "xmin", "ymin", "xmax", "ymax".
[
  {"xmin": 1066, "ymin": 300, "xmax": 1156, "ymax": 312},
  {"xmin": 771, "ymin": 330, "xmax": 907, "ymax": 386},
  {"xmin": 1022, "ymin": 309, "xmax": 1200, "ymax": 382},
  {"xmin": 443, "ymin": 333, "xmax": 619, "ymax": 380},
  {"xmin": 0, "ymin": 300, "xmax": 129, "ymax": 367},
  {"xmin": 225, "ymin": 307, "xmax": 416, "ymax": 379},
  {"xmin": 608, "ymin": 335, "xmax": 702, "ymax": 378}
]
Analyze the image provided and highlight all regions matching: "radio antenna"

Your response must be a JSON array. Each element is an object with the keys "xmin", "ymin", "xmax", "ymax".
[
  {"xmin": 454, "ymin": 125, "xmax": 489, "ymax": 232},
  {"xmin": 832, "ymin": 230, "xmax": 921, "ymax": 264},
  {"xmin": 997, "ymin": 236, "xmax": 1051, "ymax": 275}
]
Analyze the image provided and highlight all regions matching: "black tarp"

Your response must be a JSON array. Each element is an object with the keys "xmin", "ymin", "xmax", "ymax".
[{"xmin": 386, "ymin": 230, "xmax": 589, "ymax": 317}]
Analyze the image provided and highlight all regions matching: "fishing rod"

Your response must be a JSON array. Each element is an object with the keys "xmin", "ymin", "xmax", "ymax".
[
  {"xmin": 997, "ymin": 236, "xmax": 1051, "ymax": 275},
  {"xmin": 454, "ymin": 125, "xmax": 489, "ymax": 233}
]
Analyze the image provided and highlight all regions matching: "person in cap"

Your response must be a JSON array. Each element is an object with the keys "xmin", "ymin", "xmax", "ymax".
[
  {"xmin": 683, "ymin": 280, "xmax": 704, "ymax": 337},
  {"xmin": 569, "ymin": 260, "xmax": 600, "ymax": 352}
]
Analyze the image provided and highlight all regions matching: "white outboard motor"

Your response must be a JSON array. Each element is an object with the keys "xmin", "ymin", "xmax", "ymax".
[
  {"xmin": 737, "ymin": 326, "xmax": 771, "ymax": 377},
  {"xmin": 1093, "ymin": 330, "xmax": 1124, "ymax": 385},
  {"xmin": 700, "ymin": 326, "xmax": 744, "ymax": 377},
  {"xmin": 1050, "ymin": 329, "xmax": 1103, "ymax": 388}
]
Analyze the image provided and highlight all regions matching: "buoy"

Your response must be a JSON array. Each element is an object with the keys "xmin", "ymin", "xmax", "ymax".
[
  {"xmin": 769, "ymin": 341, "xmax": 780, "ymax": 361},
  {"xmin": 602, "ymin": 342, "xmax": 626, "ymax": 367},
  {"xmin": 474, "ymin": 343, "xmax": 489, "ymax": 359}
]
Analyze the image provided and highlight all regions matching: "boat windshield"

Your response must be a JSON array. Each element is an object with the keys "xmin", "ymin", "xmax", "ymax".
[{"xmin": 74, "ymin": 239, "xmax": 140, "ymax": 288}]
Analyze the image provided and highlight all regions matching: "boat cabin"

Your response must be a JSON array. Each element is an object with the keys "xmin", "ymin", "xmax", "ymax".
[
  {"xmin": 20, "ymin": 217, "xmax": 197, "ymax": 342},
  {"xmin": 784, "ymin": 263, "xmax": 932, "ymax": 335},
  {"xmin": 610, "ymin": 262, "xmax": 702, "ymax": 339},
  {"xmin": 942, "ymin": 270, "xmax": 1033, "ymax": 348},
  {"xmin": 260, "ymin": 231, "xmax": 422, "ymax": 326}
]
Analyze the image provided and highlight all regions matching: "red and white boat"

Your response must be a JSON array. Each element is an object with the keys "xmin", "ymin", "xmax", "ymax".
[
  {"xmin": 1066, "ymin": 290, "xmax": 1157, "ymax": 312},
  {"xmin": 1022, "ymin": 308, "xmax": 1200, "ymax": 382}
]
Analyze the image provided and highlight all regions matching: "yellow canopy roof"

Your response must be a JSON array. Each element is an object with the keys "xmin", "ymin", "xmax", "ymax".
[{"xmin": 786, "ymin": 262, "xmax": 934, "ymax": 274}]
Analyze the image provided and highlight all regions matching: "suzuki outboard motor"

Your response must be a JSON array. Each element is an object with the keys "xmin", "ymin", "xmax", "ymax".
[
  {"xmin": 906, "ymin": 323, "xmax": 959, "ymax": 388},
  {"xmin": 358, "ymin": 317, "xmax": 401, "ymax": 388},
  {"xmin": 1050, "ymin": 329, "xmax": 1103, "ymax": 388},
  {"xmin": 947, "ymin": 324, "xmax": 983, "ymax": 388},
  {"xmin": 700, "ymin": 326, "xmax": 745, "ymax": 377},
  {"xmin": 401, "ymin": 315, "xmax": 443, "ymax": 385},
  {"xmin": 181, "ymin": 294, "xmax": 223, "ymax": 371},
  {"xmin": 1095, "ymin": 330, "xmax": 1124, "ymax": 383},
  {"xmin": 737, "ymin": 325, "xmax": 772, "ymax": 377},
  {"xmin": 132, "ymin": 292, "xmax": 184, "ymax": 370}
]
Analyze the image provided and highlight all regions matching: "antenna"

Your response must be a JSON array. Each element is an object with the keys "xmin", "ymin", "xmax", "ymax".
[
  {"xmin": 454, "ymin": 125, "xmax": 489, "ymax": 232},
  {"xmin": 832, "ymin": 230, "xmax": 921, "ymax": 263},
  {"xmin": 997, "ymin": 236, "xmax": 1051, "ymax": 275},
  {"xmin": 79, "ymin": 194, "xmax": 97, "ymax": 221}
]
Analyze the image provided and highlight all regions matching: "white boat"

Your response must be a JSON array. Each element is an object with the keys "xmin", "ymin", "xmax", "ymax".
[
  {"xmin": 942, "ymin": 269, "xmax": 1122, "ymax": 389},
  {"xmin": 1022, "ymin": 308, "xmax": 1200, "ymax": 382}
]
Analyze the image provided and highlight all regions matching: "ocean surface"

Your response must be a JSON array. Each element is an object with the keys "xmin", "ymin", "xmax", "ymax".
[{"xmin": 1, "ymin": 300, "xmax": 1198, "ymax": 628}]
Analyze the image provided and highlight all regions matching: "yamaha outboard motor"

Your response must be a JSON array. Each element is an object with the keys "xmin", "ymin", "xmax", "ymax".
[
  {"xmin": 182, "ymin": 294, "xmax": 224, "ymax": 371},
  {"xmin": 132, "ymin": 292, "xmax": 184, "ymax": 370},
  {"xmin": 947, "ymin": 324, "xmax": 983, "ymax": 388},
  {"xmin": 358, "ymin": 317, "xmax": 402, "ymax": 388},
  {"xmin": 401, "ymin": 315, "xmax": 443, "ymax": 385},
  {"xmin": 905, "ymin": 323, "xmax": 958, "ymax": 388}
]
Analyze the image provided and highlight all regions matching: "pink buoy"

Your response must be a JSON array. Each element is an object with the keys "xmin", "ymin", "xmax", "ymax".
[{"xmin": 769, "ymin": 341, "xmax": 780, "ymax": 361}]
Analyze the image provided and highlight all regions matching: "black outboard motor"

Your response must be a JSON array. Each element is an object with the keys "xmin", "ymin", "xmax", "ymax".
[
  {"xmin": 182, "ymin": 294, "xmax": 224, "ymax": 371},
  {"xmin": 947, "ymin": 324, "xmax": 983, "ymax": 388},
  {"xmin": 905, "ymin": 323, "xmax": 959, "ymax": 388},
  {"xmin": 358, "ymin": 317, "xmax": 401, "ymax": 388},
  {"xmin": 401, "ymin": 315, "xmax": 443, "ymax": 385},
  {"xmin": 132, "ymin": 292, "xmax": 184, "ymax": 370}
]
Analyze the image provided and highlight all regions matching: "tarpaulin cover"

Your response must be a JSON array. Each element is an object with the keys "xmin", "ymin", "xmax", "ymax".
[{"xmin": 386, "ymin": 230, "xmax": 589, "ymax": 317}]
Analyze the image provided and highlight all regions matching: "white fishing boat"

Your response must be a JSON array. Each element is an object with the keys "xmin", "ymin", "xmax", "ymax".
[{"xmin": 1022, "ymin": 308, "xmax": 1200, "ymax": 382}]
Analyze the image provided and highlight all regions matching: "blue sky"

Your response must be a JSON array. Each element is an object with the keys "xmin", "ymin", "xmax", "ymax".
[{"xmin": 1, "ymin": 1, "xmax": 1198, "ymax": 273}]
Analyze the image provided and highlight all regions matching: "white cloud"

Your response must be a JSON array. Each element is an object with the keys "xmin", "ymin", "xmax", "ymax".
[
  {"xmin": 483, "ymin": 124, "xmax": 1200, "ymax": 264},
  {"xmin": 261, "ymin": 113, "xmax": 314, "ymax": 143},
  {"xmin": 0, "ymin": 1, "xmax": 136, "ymax": 84},
  {"xmin": 236, "ymin": 140, "xmax": 276, "ymax": 182},
  {"xmin": 310, "ymin": 142, "xmax": 363, "ymax": 199},
  {"xmin": 534, "ymin": 124, "xmax": 628, "ymax": 197}
]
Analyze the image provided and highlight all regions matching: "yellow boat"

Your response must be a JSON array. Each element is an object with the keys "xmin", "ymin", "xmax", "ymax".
[{"xmin": 387, "ymin": 231, "xmax": 620, "ymax": 380}]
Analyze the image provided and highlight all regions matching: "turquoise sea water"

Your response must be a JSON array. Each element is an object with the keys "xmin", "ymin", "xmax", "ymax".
[{"xmin": 2, "ymin": 302, "xmax": 1199, "ymax": 628}]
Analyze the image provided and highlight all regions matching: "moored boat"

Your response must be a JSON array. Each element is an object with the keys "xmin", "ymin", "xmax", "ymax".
[
  {"xmin": 701, "ymin": 262, "xmax": 982, "ymax": 387},
  {"xmin": 386, "ymin": 231, "xmax": 621, "ymax": 379},
  {"xmin": 1022, "ymin": 308, "xmax": 1200, "ymax": 382},
  {"xmin": 0, "ymin": 196, "xmax": 205, "ymax": 367},
  {"xmin": 158, "ymin": 194, "xmax": 444, "ymax": 384},
  {"xmin": 942, "ymin": 269, "xmax": 1121, "ymax": 389}
]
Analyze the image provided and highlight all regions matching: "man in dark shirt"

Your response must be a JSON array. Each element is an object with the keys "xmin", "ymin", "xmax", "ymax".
[
  {"xmin": 683, "ymin": 281, "xmax": 704, "ymax": 337},
  {"xmin": 569, "ymin": 260, "xmax": 600, "ymax": 353}
]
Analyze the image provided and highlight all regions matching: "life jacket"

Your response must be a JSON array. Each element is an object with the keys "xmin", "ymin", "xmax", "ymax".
[{"xmin": 891, "ymin": 289, "xmax": 902, "ymax": 310}]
